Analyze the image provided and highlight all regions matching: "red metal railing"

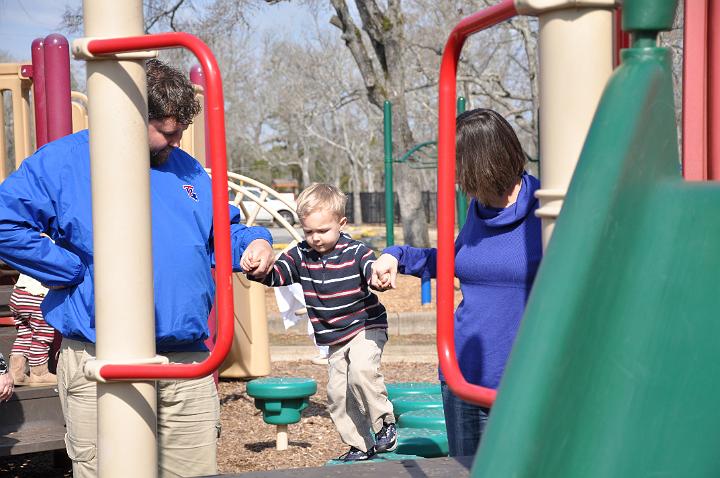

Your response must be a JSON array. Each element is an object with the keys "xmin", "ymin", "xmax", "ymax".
[
  {"xmin": 87, "ymin": 32, "xmax": 234, "ymax": 380},
  {"xmin": 30, "ymin": 39, "xmax": 48, "ymax": 148},
  {"xmin": 44, "ymin": 34, "xmax": 73, "ymax": 142},
  {"xmin": 29, "ymin": 34, "xmax": 73, "ymax": 147},
  {"xmin": 710, "ymin": 0, "xmax": 720, "ymax": 179},
  {"xmin": 613, "ymin": 7, "xmax": 631, "ymax": 68},
  {"xmin": 437, "ymin": 0, "xmax": 517, "ymax": 408},
  {"xmin": 682, "ymin": 0, "xmax": 720, "ymax": 180}
]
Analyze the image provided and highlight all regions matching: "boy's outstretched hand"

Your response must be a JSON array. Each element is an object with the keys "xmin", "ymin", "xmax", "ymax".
[
  {"xmin": 370, "ymin": 254, "xmax": 399, "ymax": 291},
  {"xmin": 241, "ymin": 239, "xmax": 275, "ymax": 278}
]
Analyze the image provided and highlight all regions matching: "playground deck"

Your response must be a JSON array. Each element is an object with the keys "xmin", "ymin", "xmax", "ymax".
[{"xmin": 216, "ymin": 456, "xmax": 473, "ymax": 477}]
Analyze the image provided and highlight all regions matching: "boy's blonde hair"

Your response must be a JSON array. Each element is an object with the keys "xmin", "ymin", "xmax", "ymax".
[{"xmin": 296, "ymin": 183, "xmax": 347, "ymax": 220}]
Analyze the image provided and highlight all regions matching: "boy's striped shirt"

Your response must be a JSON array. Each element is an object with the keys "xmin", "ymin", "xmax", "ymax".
[{"xmin": 253, "ymin": 233, "xmax": 387, "ymax": 346}]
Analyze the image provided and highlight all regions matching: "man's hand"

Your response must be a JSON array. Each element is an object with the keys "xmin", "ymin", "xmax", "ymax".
[
  {"xmin": 0, "ymin": 373, "xmax": 14, "ymax": 402},
  {"xmin": 241, "ymin": 239, "xmax": 275, "ymax": 278},
  {"xmin": 370, "ymin": 254, "xmax": 399, "ymax": 291}
]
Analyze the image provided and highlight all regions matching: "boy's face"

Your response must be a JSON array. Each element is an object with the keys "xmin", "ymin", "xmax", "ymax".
[{"xmin": 301, "ymin": 208, "xmax": 347, "ymax": 254}]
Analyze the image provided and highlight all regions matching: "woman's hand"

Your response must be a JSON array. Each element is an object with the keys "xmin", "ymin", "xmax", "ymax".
[{"xmin": 371, "ymin": 254, "xmax": 399, "ymax": 291}]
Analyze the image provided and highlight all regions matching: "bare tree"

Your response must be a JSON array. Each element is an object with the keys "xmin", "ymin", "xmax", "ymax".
[
  {"xmin": 71, "ymin": 1, "xmax": 700, "ymax": 233},
  {"xmin": 319, "ymin": 0, "xmax": 429, "ymax": 246}
]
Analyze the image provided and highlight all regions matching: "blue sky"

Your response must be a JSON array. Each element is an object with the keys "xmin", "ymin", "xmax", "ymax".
[
  {"xmin": 0, "ymin": 0, "xmax": 74, "ymax": 61},
  {"xmin": 0, "ymin": 0, "xmax": 320, "ymax": 62}
]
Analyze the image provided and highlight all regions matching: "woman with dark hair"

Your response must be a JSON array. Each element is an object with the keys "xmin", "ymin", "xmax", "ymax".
[{"xmin": 371, "ymin": 108, "xmax": 542, "ymax": 456}]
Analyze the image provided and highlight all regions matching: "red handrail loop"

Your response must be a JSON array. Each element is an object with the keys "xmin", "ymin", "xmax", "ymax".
[
  {"xmin": 83, "ymin": 32, "xmax": 234, "ymax": 381},
  {"xmin": 436, "ymin": 0, "xmax": 517, "ymax": 407}
]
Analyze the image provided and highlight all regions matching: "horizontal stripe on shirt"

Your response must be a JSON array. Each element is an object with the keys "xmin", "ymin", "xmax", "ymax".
[{"xmin": 251, "ymin": 233, "xmax": 388, "ymax": 345}]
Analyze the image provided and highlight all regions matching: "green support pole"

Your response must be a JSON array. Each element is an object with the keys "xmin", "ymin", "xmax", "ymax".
[
  {"xmin": 456, "ymin": 97, "xmax": 468, "ymax": 228},
  {"xmin": 384, "ymin": 100, "xmax": 394, "ymax": 246}
]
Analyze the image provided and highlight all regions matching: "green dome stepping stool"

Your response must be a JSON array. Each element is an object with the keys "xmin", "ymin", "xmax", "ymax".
[
  {"xmin": 246, "ymin": 377, "xmax": 317, "ymax": 450},
  {"xmin": 396, "ymin": 427, "xmax": 449, "ymax": 458},
  {"xmin": 386, "ymin": 382, "xmax": 441, "ymax": 400},
  {"xmin": 397, "ymin": 408, "xmax": 446, "ymax": 431},
  {"xmin": 391, "ymin": 393, "xmax": 443, "ymax": 418}
]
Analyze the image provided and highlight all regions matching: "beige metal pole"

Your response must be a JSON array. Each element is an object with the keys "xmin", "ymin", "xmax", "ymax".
[
  {"xmin": 516, "ymin": 0, "xmax": 616, "ymax": 247},
  {"xmin": 276, "ymin": 424, "xmax": 289, "ymax": 450},
  {"xmin": 71, "ymin": 91, "xmax": 89, "ymax": 133},
  {"xmin": 0, "ymin": 94, "xmax": 7, "ymax": 179},
  {"xmin": 12, "ymin": 77, "xmax": 32, "ymax": 166},
  {"xmin": 82, "ymin": 1, "xmax": 158, "ymax": 477},
  {"xmin": 179, "ymin": 86, "xmax": 206, "ymax": 166},
  {"xmin": 0, "ymin": 64, "xmax": 34, "ymax": 171}
]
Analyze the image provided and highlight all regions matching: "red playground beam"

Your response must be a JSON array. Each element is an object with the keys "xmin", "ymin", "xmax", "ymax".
[{"xmin": 682, "ymin": 0, "xmax": 720, "ymax": 180}]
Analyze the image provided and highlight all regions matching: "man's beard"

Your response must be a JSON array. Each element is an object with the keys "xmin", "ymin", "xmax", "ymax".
[{"xmin": 150, "ymin": 147, "xmax": 172, "ymax": 167}]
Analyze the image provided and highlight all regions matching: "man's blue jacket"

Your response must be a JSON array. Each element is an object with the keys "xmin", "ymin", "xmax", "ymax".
[{"xmin": 0, "ymin": 130, "xmax": 272, "ymax": 352}]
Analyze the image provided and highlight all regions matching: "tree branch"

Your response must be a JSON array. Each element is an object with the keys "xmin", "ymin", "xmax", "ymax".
[{"xmin": 328, "ymin": 0, "xmax": 384, "ymax": 104}]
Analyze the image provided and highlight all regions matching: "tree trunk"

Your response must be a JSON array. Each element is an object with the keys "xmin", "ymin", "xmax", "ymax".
[
  {"xmin": 328, "ymin": 0, "xmax": 429, "ymax": 247},
  {"xmin": 349, "ymin": 159, "xmax": 362, "ymax": 225},
  {"xmin": 390, "ymin": 98, "xmax": 429, "ymax": 247}
]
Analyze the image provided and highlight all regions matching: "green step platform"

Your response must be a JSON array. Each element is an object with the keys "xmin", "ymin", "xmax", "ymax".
[
  {"xmin": 386, "ymin": 382, "xmax": 441, "ymax": 400},
  {"xmin": 396, "ymin": 427, "xmax": 449, "ymax": 458},
  {"xmin": 391, "ymin": 393, "xmax": 443, "ymax": 418},
  {"xmin": 397, "ymin": 408, "xmax": 446, "ymax": 431},
  {"xmin": 246, "ymin": 377, "xmax": 317, "ymax": 450},
  {"xmin": 326, "ymin": 452, "xmax": 423, "ymax": 466}
]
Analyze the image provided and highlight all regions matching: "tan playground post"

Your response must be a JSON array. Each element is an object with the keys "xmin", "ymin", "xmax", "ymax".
[
  {"xmin": 515, "ymin": 0, "xmax": 616, "ymax": 247},
  {"xmin": 0, "ymin": 63, "xmax": 33, "ymax": 178},
  {"xmin": 179, "ymin": 85, "xmax": 206, "ymax": 166},
  {"xmin": 186, "ymin": 86, "xmax": 273, "ymax": 378},
  {"xmin": 220, "ymin": 273, "xmax": 271, "ymax": 377},
  {"xmin": 78, "ymin": 1, "xmax": 159, "ymax": 477},
  {"xmin": 217, "ymin": 173, "xmax": 305, "ymax": 378},
  {"xmin": 70, "ymin": 91, "xmax": 89, "ymax": 133}
]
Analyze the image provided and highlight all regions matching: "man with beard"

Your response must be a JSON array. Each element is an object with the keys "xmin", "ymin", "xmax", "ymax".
[{"xmin": 0, "ymin": 59, "xmax": 274, "ymax": 478}]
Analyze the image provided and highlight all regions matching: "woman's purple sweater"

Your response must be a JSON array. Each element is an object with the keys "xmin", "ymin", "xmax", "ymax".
[{"xmin": 384, "ymin": 172, "xmax": 542, "ymax": 389}]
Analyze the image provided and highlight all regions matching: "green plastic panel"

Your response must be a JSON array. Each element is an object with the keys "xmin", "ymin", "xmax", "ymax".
[
  {"xmin": 386, "ymin": 382, "xmax": 441, "ymax": 400},
  {"xmin": 471, "ymin": 23, "xmax": 720, "ymax": 478},
  {"xmin": 396, "ymin": 427, "xmax": 449, "ymax": 458},
  {"xmin": 391, "ymin": 393, "xmax": 443, "ymax": 417},
  {"xmin": 397, "ymin": 408, "xmax": 446, "ymax": 431}
]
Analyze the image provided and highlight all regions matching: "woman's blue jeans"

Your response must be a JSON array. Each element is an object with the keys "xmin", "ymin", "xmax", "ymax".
[{"xmin": 441, "ymin": 381, "xmax": 490, "ymax": 457}]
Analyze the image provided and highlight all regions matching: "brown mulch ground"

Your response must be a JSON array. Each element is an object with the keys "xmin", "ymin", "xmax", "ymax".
[
  {"xmin": 218, "ymin": 361, "xmax": 437, "ymax": 474},
  {"xmin": 0, "ymin": 361, "xmax": 437, "ymax": 477},
  {"xmin": 1, "ymin": 277, "xmax": 444, "ymax": 477},
  {"xmin": 222, "ymin": 272, "xmax": 443, "ymax": 474}
]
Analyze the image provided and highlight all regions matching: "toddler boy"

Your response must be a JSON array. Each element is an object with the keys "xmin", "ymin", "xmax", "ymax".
[{"xmin": 246, "ymin": 183, "xmax": 396, "ymax": 461}]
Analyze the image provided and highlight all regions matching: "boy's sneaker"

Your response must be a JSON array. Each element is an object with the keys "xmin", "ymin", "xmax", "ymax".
[
  {"xmin": 374, "ymin": 423, "xmax": 398, "ymax": 453},
  {"xmin": 337, "ymin": 446, "xmax": 375, "ymax": 462}
]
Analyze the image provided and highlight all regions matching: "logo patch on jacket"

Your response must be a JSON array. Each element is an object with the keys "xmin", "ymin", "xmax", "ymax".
[{"xmin": 183, "ymin": 185, "xmax": 199, "ymax": 202}]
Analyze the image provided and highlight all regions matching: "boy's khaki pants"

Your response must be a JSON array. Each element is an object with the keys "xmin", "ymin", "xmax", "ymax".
[
  {"xmin": 57, "ymin": 339, "xmax": 220, "ymax": 478},
  {"xmin": 327, "ymin": 328, "xmax": 395, "ymax": 452}
]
